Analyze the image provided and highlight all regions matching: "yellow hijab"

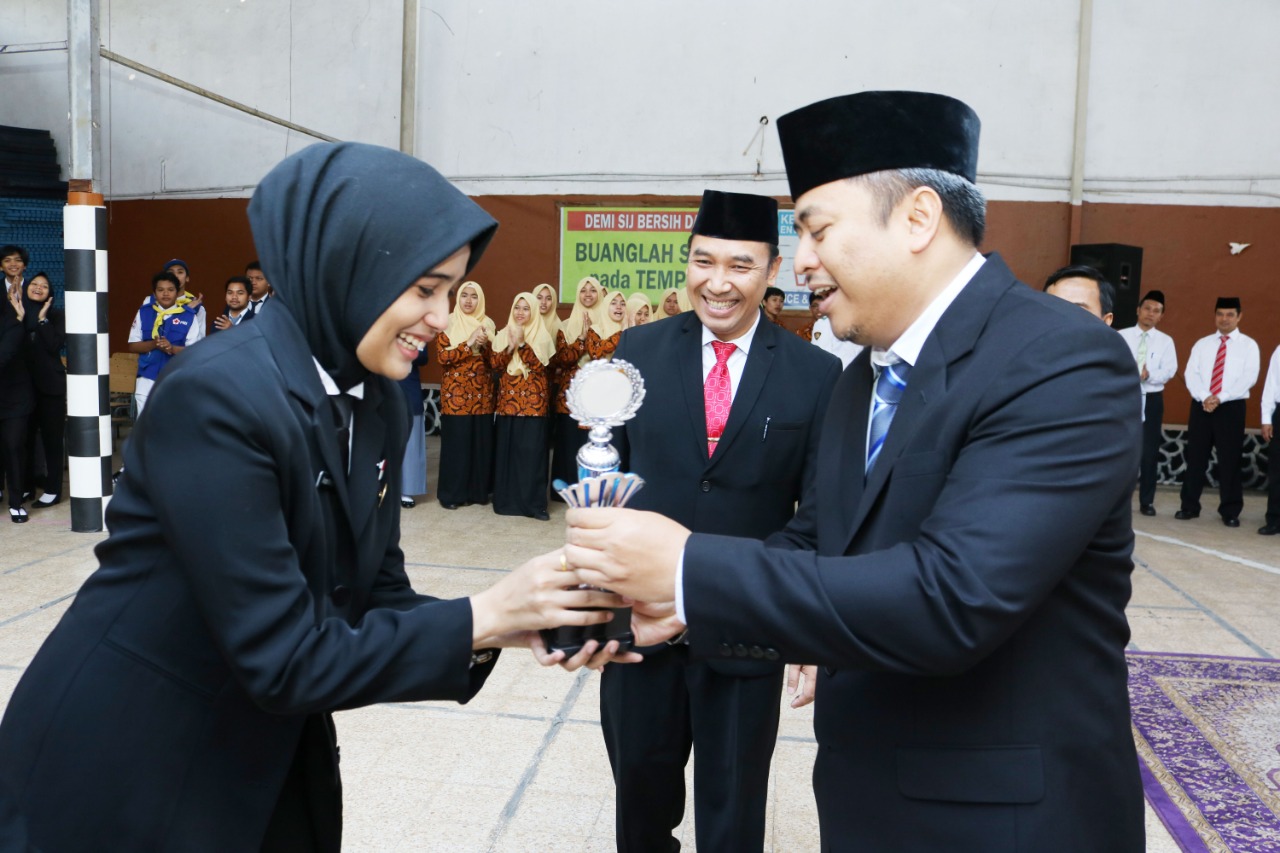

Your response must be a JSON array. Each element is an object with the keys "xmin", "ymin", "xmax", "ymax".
[
  {"xmin": 655, "ymin": 287, "xmax": 683, "ymax": 321},
  {"xmin": 595, "ymin": 290, "xmax": 626, "ymax": 339},
  {"xmin": 493, "ymin": 292, "xmax": 556, "ymax": 377},
  {"xmin": 624, "ymin": 293, "xmax": 652, "ymax": 329},
  {"xmin": 531, "ymin": 282, "xmax": 561, "ymax": 338},
  {"xmin": 561, "ymin": 276, "xmax": 602, "ymax": 344},
  {"xmin": 443, "ymin": 281, "xmax": 496, "ymax": 350},
  {"xmin": 677, "ymin": 286, "xmax": 693, "ymax": 312}
]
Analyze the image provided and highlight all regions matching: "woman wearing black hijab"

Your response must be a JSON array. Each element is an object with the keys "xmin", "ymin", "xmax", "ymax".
[
  {"xmin": 20, "ymin": 272, "xmax": 67, "ymax": 507},
  {"xmin": 0, "ymin": 143, "xmax": 629, "ymax": 852}
]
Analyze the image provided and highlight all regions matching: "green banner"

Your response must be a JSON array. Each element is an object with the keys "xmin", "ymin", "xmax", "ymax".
[{"xmin": 559, "ymin": 206, "xmax": 697, "ymax": 302}]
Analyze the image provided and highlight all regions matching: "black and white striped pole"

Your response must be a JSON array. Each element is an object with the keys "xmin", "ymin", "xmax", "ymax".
[
  {"xmin": 65, "ymin": 0, "xmax": 111, "ymax": 531},
  {"xmin": 64, "ymin": 201, "xmax": 111, "ymax": 531}
]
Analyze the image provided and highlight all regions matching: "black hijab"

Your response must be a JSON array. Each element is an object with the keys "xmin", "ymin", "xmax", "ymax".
[
  {"xmin": 247, "ymin": 143, "xmax": 497, "ymax": 389},
  {"xmin": 20, "ymin": 276, "xmax": 50, "ymax": 332}
]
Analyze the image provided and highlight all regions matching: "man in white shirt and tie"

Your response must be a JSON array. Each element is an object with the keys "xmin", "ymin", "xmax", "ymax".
[
  {"xmin": 1259, "ymin": 343, "xmax": 1280, "ymax": 536},
  {"xmin": 1176, "ymin": 297, "xmax": 1260, "ymax": 527},
  {"xmin": 1118, "ymin": 290, "xmax": 1177, "ymax": 516}
]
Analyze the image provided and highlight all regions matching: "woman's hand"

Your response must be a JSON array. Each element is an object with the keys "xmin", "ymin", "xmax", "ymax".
[
  {"xmin": 509, "ymin": 324, "xmax": 524, "ymax": 349},
  {"xmin": 37, "ymin": 299, "xmax": 52, "ymax": 322},
  {"xmin": 469, "ymin": 549, "xmax": 625, "ymax": 645},
  {"xmin": 579, "ymin": 313, "xmax": 591, "ymax": 341},
  {"xmin": 467, "ymin": 327, "xmax": 487, "ymax": 348}
]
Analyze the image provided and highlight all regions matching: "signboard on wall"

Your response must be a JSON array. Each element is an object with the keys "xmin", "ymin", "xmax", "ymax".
[{"xmin": 559, "ymin": 205, "xmax": 807, "ymax": 308}]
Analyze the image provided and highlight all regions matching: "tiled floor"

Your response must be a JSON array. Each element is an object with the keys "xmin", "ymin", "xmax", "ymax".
[{"xmin": 2, "ymin": 438, "xmax": 1277, "ymax": 851}]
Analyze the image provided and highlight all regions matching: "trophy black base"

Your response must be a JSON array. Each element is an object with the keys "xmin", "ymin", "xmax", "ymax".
[{"xmin": 540, "ymin": 606, "xmax": 634, "ymax": 657}]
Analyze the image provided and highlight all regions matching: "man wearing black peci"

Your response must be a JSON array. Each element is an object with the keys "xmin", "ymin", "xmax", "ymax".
[
  {"xmin": 567, "ymin": 91, "xmax": 1147, "ymax": 851},
  {"xmin": 600, "ymin": 189, "xmax": 840, "ymax": 852}
]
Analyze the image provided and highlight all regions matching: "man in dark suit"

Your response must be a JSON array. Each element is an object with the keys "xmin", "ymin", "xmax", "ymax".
[
  {"xmin": 601, "ymin": 190, "xmax": 840, "ymax": 852},
  {"xmin": 568, "ymin": 91, "xmax": 1145, "ymax": 851}
]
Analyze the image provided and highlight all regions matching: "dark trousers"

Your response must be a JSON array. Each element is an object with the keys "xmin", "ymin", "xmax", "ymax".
[
  {"xmin": 1267, "ymin": 410, "xmax": 1280, "ymax": 527},
  {"xmin": 1138, "ymin": 391, "xmax": 1163, "ymax": 507},
  {"xmin": 26, "ymin": 393, "xmax": 65, "ymax": 496},
  {"xmin": 492, "ymin": 415, "xmax": 548, "ymax": 518},
  {"xmin": 436, "ymin": 414, "xmax": 493, "ymax": 506},
  {"xmin": 600, "ymin": 645, "xmax": 783, "ymax": 853},
  {"xmin": 1180, "ymin": 398, "xmax": 1247, "ymax": 520},
  {"xmin": 0, "ymin": 417, "xmax": 27, "ymax": 510}
]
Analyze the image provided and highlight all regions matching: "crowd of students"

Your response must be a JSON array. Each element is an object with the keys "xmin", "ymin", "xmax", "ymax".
[{"xmin": 1, "ymin": 239, "xmax": 841, "ymax": 522}]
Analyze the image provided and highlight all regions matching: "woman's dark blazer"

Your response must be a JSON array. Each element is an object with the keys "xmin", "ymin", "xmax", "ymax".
[
  {"xmin": 24, "ymin": 307, "xmax": 66, "ymax": 396},
  {"xmin": 0, "ymin": 305, "xmax": 34, "ymax": 418},
  {"xmin": 0, "ymin": 305, "xmax": 496, "ymax": 852}
]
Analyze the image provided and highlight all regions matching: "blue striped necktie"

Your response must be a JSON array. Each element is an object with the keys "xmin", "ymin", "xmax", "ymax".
[{"xmin": 866, "ymin": 359, "xmax": 911, "ymax": 474}]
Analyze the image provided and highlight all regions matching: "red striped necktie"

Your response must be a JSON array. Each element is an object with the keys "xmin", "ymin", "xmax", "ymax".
[{"xmin": 1209, "ymin": 335, "xmax": 1228, "ymax": 397}]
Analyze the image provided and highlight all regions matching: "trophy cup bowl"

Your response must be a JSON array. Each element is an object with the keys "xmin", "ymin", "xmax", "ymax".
[{"xmin": 541, "ymin": 358, "xmax": 646, "ymax": 657}]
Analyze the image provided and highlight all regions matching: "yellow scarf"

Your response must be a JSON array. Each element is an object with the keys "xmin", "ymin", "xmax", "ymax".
[
  {"xmin": 443, "ymin": 281, "xmax": 496, "ymax": 350},
  {"xmin": 493, "ymin": 292, "xmax": 556, "ymax": 377},
  {"xmin": 150, "ymin": 302, "xmax": 188, "ymax": 339},
  {"xmin": 532, "ymin": 283, "xmax": 561, "ymax": 339},
  {"xmin": 625, "ymin": 293, "xmax": 652, "ymax": 329},
  {"xmin": 594, "ymin": 291, "xmax": 626, "ymax": 339}
]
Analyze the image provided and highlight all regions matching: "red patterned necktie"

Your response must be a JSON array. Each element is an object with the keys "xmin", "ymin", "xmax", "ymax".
[
  {"xmin": 704, "ymin": 341, "xmax": 736, "ymax": 456},
  {"xmin": 1209, "ymin": 335, "xmax": 1228, "ymax": 396}
]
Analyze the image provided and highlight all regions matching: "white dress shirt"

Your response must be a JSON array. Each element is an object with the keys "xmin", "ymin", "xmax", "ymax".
[
  {"xmin": 314, "ymin": 358, "xmax": 365, "ymax": 472},
  {"xmin": 1117, "ymin": 325, "xmax": 1177, "ymax": 393},
  {"xmin": 1261, "ymin": 345, "xmax": 1280, "ymax": 425},
  {"xmin": 1183, "ymin": 328, "xmax": 1260, "ymax": 403},
  {"xmin": 699, "ymin": 309, "xmax": 761, "ymax": 396}
]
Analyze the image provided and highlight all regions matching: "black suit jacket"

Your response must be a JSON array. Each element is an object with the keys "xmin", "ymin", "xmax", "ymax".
[
  {"xmin": 0, "ymin": 306, "xmax": 495, "ymax": 852},
  {"xmin": 682, "ymin": 255, "xmax": 1145, "ymax": 851},
  {"xmin": 615, "ymin": 310, "xmax": 841, "ymax": 674}
]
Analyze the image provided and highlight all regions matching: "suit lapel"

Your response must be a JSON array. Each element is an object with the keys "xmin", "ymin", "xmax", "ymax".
[
  {"xmin": 849, "ymin": 341, "xmax": 946, "ymax": 536},
  {"xmin": 676, "ymin": 314, "xmax": 711, "ymax": 462},
  {"xmin": 836, "ymin": 352, "xmax": 873, "ymax": 536},
  {"xmin": 843, "ymin": 253, "xmax": 1018, "ymax": 547},
  {"xmin": 256, "ymin": 308, "xmax": 356, "ymax": 522},
  {"xmin": 348, "ymin": 380, "xmax": 388, "ymax": 540},
  {"xmin": 708, "ymin": 317, "xmax": 776, "ymax": 470}
]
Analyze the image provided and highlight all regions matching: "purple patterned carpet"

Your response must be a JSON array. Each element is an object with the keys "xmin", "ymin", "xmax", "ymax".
[{"xmin": 1128, "ymin": 652, "xmax": 1280, "ymax": 852}]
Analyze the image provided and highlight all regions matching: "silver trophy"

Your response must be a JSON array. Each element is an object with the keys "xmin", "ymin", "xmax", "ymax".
[{"xmin": 542, "ymin": 358, "xmax": 646, "ymax": 656}]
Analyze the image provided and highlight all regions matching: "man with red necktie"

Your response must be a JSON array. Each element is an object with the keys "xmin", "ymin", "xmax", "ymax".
[
  {"xmin": 1177, "ymin": 296, "xmax": 1261, "ymax": 526},
  {"xmin": 599, "ymin": 189, "xmax": 841, "ymax": 852}
]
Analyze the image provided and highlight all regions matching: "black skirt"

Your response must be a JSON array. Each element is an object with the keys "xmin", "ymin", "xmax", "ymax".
[
  {"xmin": 493, "ymin": 415, "xmax": 549, "ymax": 518},
  {"xmin": 550, "ymin": 411, "xmax": 589, "ymax": 488},
  {"xmin": 436, "ymin": 414, "xmax": 494, "ymax": 506}
]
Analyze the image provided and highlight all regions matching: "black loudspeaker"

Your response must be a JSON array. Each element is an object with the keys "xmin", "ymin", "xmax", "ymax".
[{"xmin": 1070, "ymin": 243, "xmax": 1143, "ymax": 329}]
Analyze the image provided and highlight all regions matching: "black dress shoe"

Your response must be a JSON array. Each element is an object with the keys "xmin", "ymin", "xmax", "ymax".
[
  {"xmin": 438, "ymin": 500, "xmax": 459, "ymax": 510},
  {"xmin": 1258, "ymin": 524, "xmax": 1280, "ymax": 536},
  {"xmin": 400, "ymin": 496, "xmax": 416, "ymax": 509},
  {"xmin": 1223, "ymin": 517, "xmax": 1240, "ymax": 528},
  {"xmin": 1173, "ymin": 510, "xmax": 1200, "ymax": 520},
  {"xmin": 1139, "ymin": 505, "xmax": 1156, "ymax": 517},
  {"xmin": 533, "ymin": 510, "xmax": 550, "ymax": 521},
  {"xmin": 33, "ymin": 493, "xmax": 61, "ymax": 508},
  {"xmin": 9, "ymin": 508, "xmax": 27, "ymax": 524}
]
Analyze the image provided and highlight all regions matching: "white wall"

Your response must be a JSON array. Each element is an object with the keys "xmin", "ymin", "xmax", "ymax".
[{"xmin": 2, "ymin": 0, "xmax": 1277, "ymax": 205}]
